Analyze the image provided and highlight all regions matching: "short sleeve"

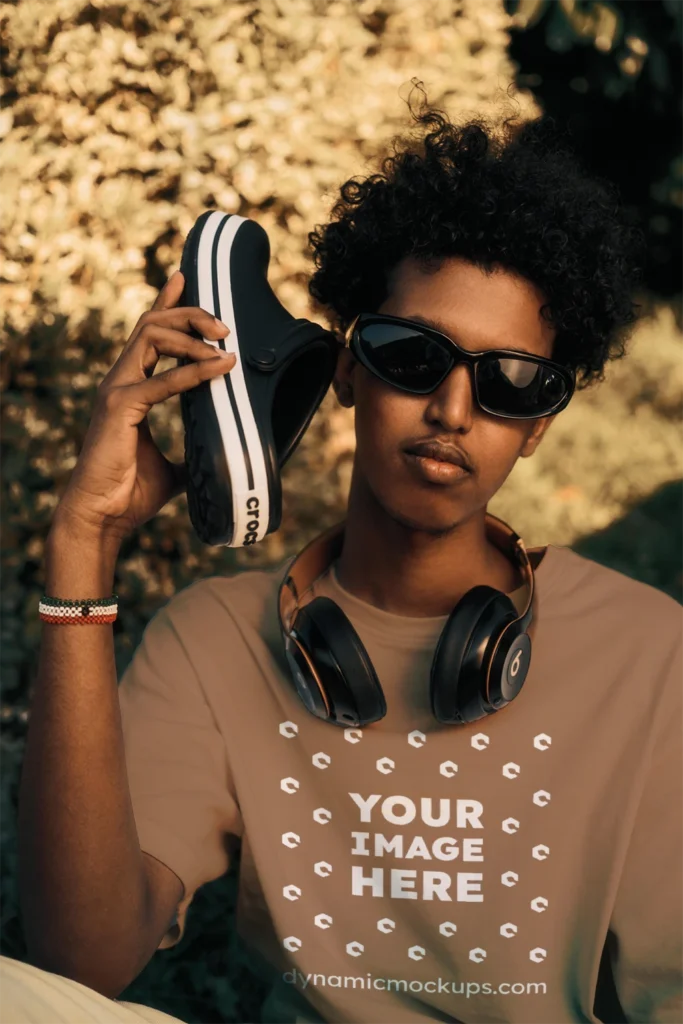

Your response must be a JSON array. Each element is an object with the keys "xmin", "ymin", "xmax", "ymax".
[
  {"xmin": 609, "ymin": 630, "xmax": 683, "ymax": 1022},
  {"xmin": 117, "ymin": 592, "xmax": 242, "ymax": 950}
]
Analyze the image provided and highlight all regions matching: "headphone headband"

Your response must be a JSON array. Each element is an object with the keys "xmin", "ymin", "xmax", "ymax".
[{"xmin": 279, "ymin": 512, "xmax": 534, "ymax": 635}]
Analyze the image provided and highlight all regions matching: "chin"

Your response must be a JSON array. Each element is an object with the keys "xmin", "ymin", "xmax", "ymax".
[{"xmin": 375, "ymin": 488, "xmax": 467, "ymax": 537}]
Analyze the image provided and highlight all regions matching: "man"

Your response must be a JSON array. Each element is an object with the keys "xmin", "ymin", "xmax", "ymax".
[{"xmin": 16, "ymin": 105, "xmax": 683, "ymax": 1023}]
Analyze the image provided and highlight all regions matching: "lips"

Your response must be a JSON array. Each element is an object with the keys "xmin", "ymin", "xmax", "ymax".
[{"xmin": 404, "ymin": 440, "xmax": 472, "ymax": 472}]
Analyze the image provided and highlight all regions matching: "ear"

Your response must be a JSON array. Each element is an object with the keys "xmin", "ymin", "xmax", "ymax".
[
  {"xmin": 332, "ymin": 347, "xmax": 356, "ymax": 408},
  {"xmin": 520, "ymin": 414, "xmax": 557, "ymax": 458}
]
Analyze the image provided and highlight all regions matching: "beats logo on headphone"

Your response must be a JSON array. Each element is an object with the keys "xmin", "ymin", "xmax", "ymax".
[{"xmin": 278, "ymin": 512, "xmax": 535, "ymax": 727}]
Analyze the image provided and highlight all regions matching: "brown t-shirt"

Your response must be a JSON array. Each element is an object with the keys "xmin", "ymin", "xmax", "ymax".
[{"xmin": 118, "ymin": 540, "xmax": 683, "ymax": 1023}]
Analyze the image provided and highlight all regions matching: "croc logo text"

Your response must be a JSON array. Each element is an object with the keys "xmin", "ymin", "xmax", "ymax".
[{"xmin": 243, "ymin": 495, "xmax": 260, "ymax": 545}]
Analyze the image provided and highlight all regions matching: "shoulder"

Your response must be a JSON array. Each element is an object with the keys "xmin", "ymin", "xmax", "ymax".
[
  {"xmin": 544, "ymin": 543, "xmax": 682, "ymax": 646},
  {"xmin": 159, "ymin": 560, "xmax": 288, "ymax": 634}
]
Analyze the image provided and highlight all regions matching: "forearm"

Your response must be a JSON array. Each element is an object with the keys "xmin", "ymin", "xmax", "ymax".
[{"xmin": 17, "ymin": 516, "xmax": 153, "ymax": 996}]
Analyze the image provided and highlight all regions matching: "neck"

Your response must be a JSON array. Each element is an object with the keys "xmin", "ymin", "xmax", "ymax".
[{"xmin": 335, "ymin": 465, "xmax": 522, "ymax": 618}]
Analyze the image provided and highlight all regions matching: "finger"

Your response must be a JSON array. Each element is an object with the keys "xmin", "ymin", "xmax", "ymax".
[
  {"xmin": 125, "ymin": 352, "xmax": 237, "ymax": 411},
  {"xmin": 143, "ymin": 306, "xmax": 230, "ymax": 339},
  {"xmin": 121, "ymin": 272, "xmax": 186, "ymax": 354},
  {"xmin": 110, "ymin": 323, "xmax": 233, "ymax": 386},
  {"xmin": 151, "ymin": 269, "xmax": 185, "ymax": 313},
  {"xmin": 130, "ymin": 306, "xmax": 228, "ymax": 355}
]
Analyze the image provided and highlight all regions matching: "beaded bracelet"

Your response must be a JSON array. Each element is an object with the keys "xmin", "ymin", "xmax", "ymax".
[{"xmin": 39, "ymin": 594, "xmax": 119, "ymax": 624}]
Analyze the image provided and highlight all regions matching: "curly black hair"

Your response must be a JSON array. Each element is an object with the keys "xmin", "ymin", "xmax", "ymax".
[{"xmin": 308, "ymin": 88, "xmax": 646, "ymax": 391}]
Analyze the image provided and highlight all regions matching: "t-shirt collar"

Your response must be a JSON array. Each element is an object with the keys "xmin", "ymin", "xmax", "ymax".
[{"xmin": 310, "ymin": 545, "xmax": 558, "ymax": 649}]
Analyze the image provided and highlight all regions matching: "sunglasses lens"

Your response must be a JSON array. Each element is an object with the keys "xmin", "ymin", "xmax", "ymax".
[
  {"xmin": 355, "ymin": 319, "xmax": 571, "ymax": 416},
  {"xmin": 357, "ymin": 322, "xmax": 451, "ymax": 392},
  {"xmin": 477, "ymin": 356, "xmax": 569, "ymax": 417}
]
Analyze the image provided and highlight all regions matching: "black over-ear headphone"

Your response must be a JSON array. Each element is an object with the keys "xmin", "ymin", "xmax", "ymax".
[{"xmin": 279, "ymin": 512, "xmax": 536, "ymax": 727}]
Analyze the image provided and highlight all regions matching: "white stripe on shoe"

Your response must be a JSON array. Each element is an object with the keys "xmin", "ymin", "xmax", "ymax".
[{"xmin": 195, "ymin": 211, "xmax": 270, "ymax": 547}]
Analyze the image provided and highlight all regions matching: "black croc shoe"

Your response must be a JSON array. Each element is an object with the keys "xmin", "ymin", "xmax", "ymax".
[{"xmin": 177, "ymin": 210, "xmax": 338, "ymax": 548}]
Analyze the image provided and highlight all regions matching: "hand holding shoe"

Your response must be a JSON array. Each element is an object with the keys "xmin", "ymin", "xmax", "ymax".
[{"xmin": 52, "ymin": 270, "xmax": 235, "ymax": 544}]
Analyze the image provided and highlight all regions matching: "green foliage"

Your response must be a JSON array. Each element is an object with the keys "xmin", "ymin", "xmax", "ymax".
[{"xmin": 505, "ymin": 0, "xmax": 683, "ymax": 303}]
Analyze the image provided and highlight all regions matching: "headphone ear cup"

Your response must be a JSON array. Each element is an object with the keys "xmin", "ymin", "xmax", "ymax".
[
  {"xmin": 297, "ymin": 597, "xmax": 387, "ymax": 727},
  {"xmin": 431, "ymin": 586, "xmax": 518, "ymax": 724}
]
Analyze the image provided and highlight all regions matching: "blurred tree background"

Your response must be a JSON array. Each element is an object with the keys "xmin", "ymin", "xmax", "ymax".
[{"xmin": 1, "ymin": 1, "xmax": 681, "ymax": 1021}]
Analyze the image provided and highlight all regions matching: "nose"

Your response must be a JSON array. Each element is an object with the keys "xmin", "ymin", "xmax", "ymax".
[{"xmin": 423, "ymin": 361, "xmax": 476, "ymax": 431}]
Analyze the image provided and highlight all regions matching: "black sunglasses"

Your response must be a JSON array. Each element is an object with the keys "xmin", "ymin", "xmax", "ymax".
[{"xmin": 344, "ymin": 313, "xmax": 575, "ymax": 420}]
